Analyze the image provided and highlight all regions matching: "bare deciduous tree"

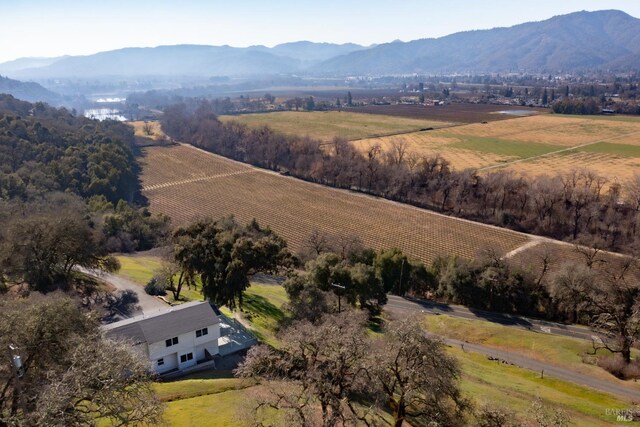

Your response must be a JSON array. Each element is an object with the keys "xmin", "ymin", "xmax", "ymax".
[
  {"xmin": 0, "ymin": 295, "xmax": 162, "ymax": 426},
  {"xmin": 236, "ymin": 312, "xmax": 376, "ymax": 427},
  {"xmin": 329, "ymin": 233, "xmax": 364, "ymax": 261},
  {"xmin": 142, "ymin": 121, "xmax": 154, "ymax": 136},
  {"xmin": 386, "ymin": 139, "xmax": 408, "ymax": 166},
  {"xmin": 303, "ymin": 229, "xmax": 332, "ymax": 258},
  {"xmin": 238, "ymin": 314, "xmax": 467, "ymax": 427},
  {"xmin": 369, "ymin": 317, "xmax": 468, "ymax": 427},
  {"xmin": 551, "ymin": 260, "xmax": 640, "ymax": 363}
]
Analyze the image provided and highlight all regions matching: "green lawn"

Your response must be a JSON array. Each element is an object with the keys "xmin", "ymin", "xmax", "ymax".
[
  {"xmin": 114, "ymin": 254, "xmax": 632, "ymax": 424},
  {"xmin": 220, "ymin": 111, "xmax": 453, "ymax": 141},
  {"xmin": 154, "ymin": 377, "xmax": 255, "ymax": 402},
  {"xmin": 160, "ymin": 385, "xmax": 282, "ymax": 426},
  {"xmin": 448, "ymin": 135, "xmax": 562, "ymax": 158},
  {"xmin": 455, "ymin": 348, "xmax": 629, "ymax": 426},
  {"xmin": 423, "ymin": 314, "xmax": 640, "ymax": 386},
  {"xmin": 578, "ymin": 141, "xmax": 640, "ymax": 157},
  {"xmin": 233, "ymin": 284, "xmax": 288, "ymax": 348},
  {"xmin": 153, "ymin": 346, "xmax": 628, "ymax": 426},
  {"xmin": 115, "ymin": 254, "xmax": 162, "ymax": 284},
  {"xmin": 115, "ymin": 254, "xmax": 203, "ymax": 303}
]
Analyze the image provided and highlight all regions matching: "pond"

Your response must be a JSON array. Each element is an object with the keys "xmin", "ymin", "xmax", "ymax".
[
  {"xmin": 496, "ymin": 109, "xmax": 538, "ymax": 116},
  {"xmin": 83, "ymin": 108, "xmax": 126, "ymax": 121},
  {"xmin": 95, "ymin": 97, "xmax": 126, "ymax": 103}
]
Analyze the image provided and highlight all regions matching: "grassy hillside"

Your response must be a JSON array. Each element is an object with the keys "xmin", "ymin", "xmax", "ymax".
[
  {"xmin": 424, "ymin": 314, "xmax": 640, "ymax": 390},
  {"xmin": 122, "ymin": 265, "xmax": 630, "ymax": 425},
  {"xmin": 112, "ymin": 251, "xmax": 636, "ymax": 424},
  {"xmin": 457, "ymin": 348, "xmax": 628, "ymax": 426}
]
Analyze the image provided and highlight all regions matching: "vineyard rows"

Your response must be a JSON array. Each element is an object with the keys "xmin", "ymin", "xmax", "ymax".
[
  {"xmin": 141, "ymin": 145, "xmax": 531, "ymax": 265},
  {"xmin": 139, "ymin": 146, "xmax": 249, "ymax": 188}
]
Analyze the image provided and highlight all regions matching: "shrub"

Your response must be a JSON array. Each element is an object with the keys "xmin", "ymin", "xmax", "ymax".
[
  {"xmin": 106, "ymin": 289, "xmax": 140, "ymax": 316},
  {"xmin": 597, "ymin": 354, "xmax": 640, "ymax": 380},
  {"xmin": 144, "ymin": 278, "xmax": 166, "ymax": 296},
  {"xmin": 475, "ymin": 404, "xmax": 518, "ymax": 427}
]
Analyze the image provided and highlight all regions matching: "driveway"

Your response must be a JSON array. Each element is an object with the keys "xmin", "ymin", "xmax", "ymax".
[{"xmin": 79, "ymin": 267, "xmax": 169, "ymax": 316}]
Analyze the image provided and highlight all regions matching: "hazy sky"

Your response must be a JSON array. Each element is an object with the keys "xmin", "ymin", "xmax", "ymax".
[{"xmin": 2, "ymin": 0, "xmax": 640, "ymax": 63}]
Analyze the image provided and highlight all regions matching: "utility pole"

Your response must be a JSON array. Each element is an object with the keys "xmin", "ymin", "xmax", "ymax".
[
  {"xmin": 331, "ymin": 283, "xmax": 346, "ymax": 313},
  {"xmin": 8, "ymin": 344, "xmax": 26, "ymax": 419},
  {"xmin": 398, "ymin": 258, "xmax": 405, "ymax": 296}
]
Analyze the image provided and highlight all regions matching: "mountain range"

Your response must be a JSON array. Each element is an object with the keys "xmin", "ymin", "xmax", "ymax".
[
  {"xmin": 319, "ymin": 9, "xmax": 640, "ymax": 74},
  {"xmin": 0, "ymin": 42, "xmax": 366, "ymax": 79},
  {"xmin": 0, "ymin": 76, "xmax": 62, "ymax": 105},
  {"xmin": 1, "ymin": 10, "xmax": 639, "ymax": 80}
]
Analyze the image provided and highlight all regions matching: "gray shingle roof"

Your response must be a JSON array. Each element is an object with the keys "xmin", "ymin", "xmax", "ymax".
[{"xmin": 104, "ymin": 301, "xmax": 220, "ymax": 344}]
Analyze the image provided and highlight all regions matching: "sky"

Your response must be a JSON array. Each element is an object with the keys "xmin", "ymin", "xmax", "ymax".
[{"xmin": 1, "ymin": 0, "xmax": 640, "ymax": 63}]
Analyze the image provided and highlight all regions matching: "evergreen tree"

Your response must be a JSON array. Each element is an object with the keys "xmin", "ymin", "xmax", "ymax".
[{"xmin": 305, "ymin": 96, "xmax": 315, "ymax": 111}]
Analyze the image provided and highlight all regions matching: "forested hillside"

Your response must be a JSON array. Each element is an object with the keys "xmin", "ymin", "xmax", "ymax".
[
  {"xmin": 0, "ymin": 76, "xmax": 63, "ymax": 105},
  {"xmin": 0, "ymin": 94, "xmax": 136, "ymax": 201},
  {"xmin": 0, "ymin": 94, "xmax": 169, "ymax": 292}
]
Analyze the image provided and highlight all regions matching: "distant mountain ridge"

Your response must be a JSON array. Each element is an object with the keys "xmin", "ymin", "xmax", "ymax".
[
  {"xmin": 0, "ymin": 75, "xmax": 62, "ymax": 105},
  {"xmin": 318, "ymin": 10, "xmax": 640, "ymax": 74},
  {"xmin": 1, "ymin": 10, "xmax": 639, "ymax": 79},
  {"xmin": 0, "ymin": 42, "xmax": 367, "ymax": 79},
  {"xmin": 0, "ymin": 56, "xmax": 66, "ymax": 74}
]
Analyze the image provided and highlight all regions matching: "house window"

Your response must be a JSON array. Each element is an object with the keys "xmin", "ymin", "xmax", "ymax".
[
  {"xmin": 157, "ymin": 358, "xmax": 164, "ymax": 366},
  {"xmin": 195, "ymin": 327, "xmax": 208, "ymax": 338},
  {"xmin": 165, "ymin": 337, "xmax": 179, "ymax": 347},
  {"xmin": 180, "ymin": 353, "xmax": 193, "ymax": 363}
]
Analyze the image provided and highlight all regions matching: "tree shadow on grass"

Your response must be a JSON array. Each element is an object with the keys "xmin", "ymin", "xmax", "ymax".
[
  {"xmin": 243, "ymin": 293, "xmax": 285, "ymax": 323},
  {"xmin": 367, "ymin": 315, "xmax": 384, "ymax": 334}
]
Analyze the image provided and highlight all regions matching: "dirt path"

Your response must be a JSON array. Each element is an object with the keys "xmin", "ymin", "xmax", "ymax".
[
  {"xmin": 503, "ymin": 238, "xmax": 544, "ymax": 259},
  {"xmin": 142, "ymin": 169, "xmax": 259, "ymax": 191}
]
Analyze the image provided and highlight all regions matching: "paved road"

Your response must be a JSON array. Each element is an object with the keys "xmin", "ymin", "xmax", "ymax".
[
  {"xmin": 386, "ymin": 296, "xmax": 640, "ymax": 401},
  {"xmin": 79, "ymin": 268, "xmax": 169, "ymax": 317},
  {"xmin": 387, "ymin": 295, "xmax": 596, "ymax": 341}
]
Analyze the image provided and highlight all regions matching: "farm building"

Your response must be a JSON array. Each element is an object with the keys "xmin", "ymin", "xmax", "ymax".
[{"xmin": 103, "ymin": 301, "xmax": 221, "ymax": 374}]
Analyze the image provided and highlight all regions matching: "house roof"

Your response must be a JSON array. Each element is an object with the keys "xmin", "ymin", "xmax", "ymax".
[{"xmin": 103, "ymin": 301, "xmax": 220, "ymax": 345}]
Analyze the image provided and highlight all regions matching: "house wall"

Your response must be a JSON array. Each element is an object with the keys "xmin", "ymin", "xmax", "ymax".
[{"xmin": 148, "ymin": 323, "xmax": 221, "ymax": 373}]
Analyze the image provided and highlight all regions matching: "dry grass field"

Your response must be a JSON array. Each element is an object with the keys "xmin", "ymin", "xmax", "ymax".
[
  {"xmin": 354, "ymin": 114, "xmax": 640, "ymax": 185},
  {"xmin": 130, "ymin": 120, "xmax": 166, "ymax": 140},
  {"xmin": 219, "ymin": 111, "xmax": 454, "ymax": 141},
  {"xmin": 503, "ymin": 151, "xmax": 640, "ymax": 185},
  {"xmin": 139, "ymin": 144, "xmax": 531, "ymax": 264}
]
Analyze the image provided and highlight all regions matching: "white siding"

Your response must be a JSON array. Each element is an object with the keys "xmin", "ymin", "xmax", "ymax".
[
  {"xmin": 147, "ymin": 323, "xmax": 221, "ymax": 373},
  {"xmin": 155, "ymin": 353, "xmax": 178, "ymax": 373}
]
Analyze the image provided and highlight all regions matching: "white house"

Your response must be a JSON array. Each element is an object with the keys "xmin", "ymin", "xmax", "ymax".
[{"xmin": 103, "ymin": 301, "xmax": 221, "ymax": 374}]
